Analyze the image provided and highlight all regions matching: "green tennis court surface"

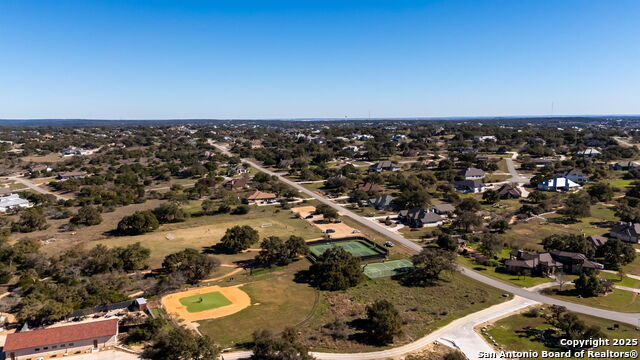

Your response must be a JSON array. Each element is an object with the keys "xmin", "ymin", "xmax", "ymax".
[
  {"xmin": 179, "ymin": 291, "xmax": 232, "ymax": 313},
  {"xmin": 309, "ymin": 240, "xmax": 382, "ymax": 258},
  {"xmin": 363, "ymin": 259, "xmax": 414, "ymax": 279}
]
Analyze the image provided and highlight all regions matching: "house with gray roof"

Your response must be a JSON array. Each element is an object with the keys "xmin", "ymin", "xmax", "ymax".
[
  {"xmin": 397, "ymin": 208, "xmax": 444, "ymax": 228},
  {"xmin": 368, "ymin": 194, "xmax": 396, "ymax": 210},
  {"xmin": 459, "ymin": 167, "xmax": 485, "ymax": 180},
  {"xmin": 610, "ymin": 222, "xmax": 640, "ymax": 243}
]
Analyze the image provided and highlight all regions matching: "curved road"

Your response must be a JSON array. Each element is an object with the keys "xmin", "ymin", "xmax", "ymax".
[{"xmin": 214, "ymin": 142, "xmax": 640, "ymax": 358}]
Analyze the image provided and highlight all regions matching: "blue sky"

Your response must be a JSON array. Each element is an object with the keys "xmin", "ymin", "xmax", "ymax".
[{"xmin": 0, "ymin": 0, "xmax": 638, "ymax": 119}]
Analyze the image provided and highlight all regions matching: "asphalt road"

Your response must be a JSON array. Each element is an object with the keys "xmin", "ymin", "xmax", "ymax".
[
  {"xmin": 214, "ymin": 142, "xmax": 640, "ymax": 358},
  {"xmin": 5, "ymin": 176, "xmax": 69, "ymax": 200},
  {"xmin": 502, "ymin": 157, "xmax": 529, "ymax": 184},
  {"xmin": 214, "ymin": 143, "xmax": 640, "ymax": 325}
]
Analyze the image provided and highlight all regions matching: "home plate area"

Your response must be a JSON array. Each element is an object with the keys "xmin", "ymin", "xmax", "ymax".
[{"xmin": 161, "ymin": 284, "xmax": 251, "ymax": 321}]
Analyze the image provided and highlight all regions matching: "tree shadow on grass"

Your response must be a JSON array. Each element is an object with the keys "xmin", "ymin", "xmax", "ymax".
[{"xmin": 202, "ymin": 243, "xmax": 235, "ymax": 255}]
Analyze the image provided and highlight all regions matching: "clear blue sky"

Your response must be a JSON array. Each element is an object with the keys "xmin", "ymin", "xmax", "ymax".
[{"xmin": 1, "ymin": 0, "xmax": 639, "ymax": 119}]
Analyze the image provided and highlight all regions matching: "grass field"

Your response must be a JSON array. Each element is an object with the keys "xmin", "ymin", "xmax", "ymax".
[
  {"xmin": 501, "ymin": 204, "xmax": 617, "ymax": 250},
  {"xmin": 179, "ymin": 291, "xmax": 232, "ymax": 312},
  {"xmin": 458, "ymin": 254, "xmax": 553, "ymax": 288},
  {"xmin": 485, "ymin": 306, "xmax": 639, "ymax": 353},
  {"xmin": 197, "ymin": 271, "xmax": 318, "ymax": 347},
  {"xmin": 308, "ymin": 240, "xmax": 383, "ymax": 259},
  {"xmin": 94, "ymin": 205, "xmax": 324, "ymax": 267},
  {"xmin": 300, "ymin": 272, "xmax": 509, "ymax": 352},
  {"xmin": 543, "ymin": 285, "xmax": 640, "ymax": 313}
]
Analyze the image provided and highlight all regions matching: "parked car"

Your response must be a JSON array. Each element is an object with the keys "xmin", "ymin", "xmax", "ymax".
[
  {"xmin": 326, "ymin": 229, "xmax": 336, "ymax": 233},
  {"xmin": 352, "ymin": 229, "xmax": 361, "ymax": 234},
  {"xmin": 384, "ymin": 241, "xmax": 394, "ymax": 247}
]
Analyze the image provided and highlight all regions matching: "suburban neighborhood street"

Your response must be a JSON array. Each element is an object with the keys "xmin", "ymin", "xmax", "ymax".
[
  {"xmin": 4, "ymin": 176, "xmax": 69, "ymax": 200},
  {"xmin": 214, "ymin": 142, "xmax": 640, "ymax": 359}
]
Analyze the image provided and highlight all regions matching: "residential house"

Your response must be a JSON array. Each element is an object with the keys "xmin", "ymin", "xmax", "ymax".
[
  {"xmin": 357, "ymin": 182, "xmax": 384, "ymax": 193},
  {"xmin": 224, "ymin": 177, "xmax": 250, "ymax": 191},
  {"xmin": 226, "ymin": 164, "xmax": 248, "ymax": 176},
  {"xmin": 611, "ymin": 161, "xmax": 640, "ymax": 171},
  {"xmin": 0, "ymin": 194, "xmax": 31, "ymax": 212},
  {"xmin": 342, "ymin": 145, "xmax": 359, "ymax": 152},
  {"xmin": 557, "ymin": 168, "xmax": 588, "ymax": 185},
  {"xmin": 473, "ymin": 135, "xmax": 497, "ymax": 142},
  {"xmin": 505, "ymin": 250, "xmax": 601, "ymax": 276},
  {"xmin": 277, "ymin": 159, "xmax": 293, "ymax": 169},
  {"xmin": 459, "ymin": 168, "xmax": 485, "ymax": 180},
  {"xmin": 575, "ymin": 148, "xmax": 601, "ymax": 158},
  {"xmin": 242, "ymin": 190, "xmax": 277, "ymax": 205},
  {"xmin": 497, "ymin": 183, "xmax": 522, "ymax": 199},
  {"xmin": 454, "ymin": 180, "xmax": 484, "ymax": 193},
  {"xmin": 56, "ymin": 171, "xmax": 87, "ymax": 181},
  {"xmin": 369, "ymin": 161, "xmax": 400, "ymax": 172},
  {"xmin": 587, "ymin": 234, "xmax": 608, "ymax": 250},
  {"xmin": 533, "ymin": 158, "xmax": 554, "ymax": 167},
  {"xmin": 28, "ymin": 164, "xmax": 53, "ymax": 174},
  {"xmin": 3, "ymin": 319, "xmax": 118, "ymax": 360},
  {"xmin": 429, "ymin": 203, "xmax": 455, "ymax": 216},
  {"xmin": 610, "ymin": 222, "xmax": 640, "ymax": 243},
  {"xmin": 397, "ymin": 208, "xmax": 444, "ymax": 228},
  {"xmin": 367, "ymin": 194, "xmax": 395, "ymax": 210},
  {"xmin": 537, "ymin": 177, "xmax": 580, "ymax": 191}
]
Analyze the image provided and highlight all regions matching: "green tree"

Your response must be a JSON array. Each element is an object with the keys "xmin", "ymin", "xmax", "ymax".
[
  {"xmin": 315, "ymin": 204, "xmax": 339, "ymax": 222},
  {"xmin": 309, "ymin": 247, "xmax": 363, "ymax": 290},
  {"xmin": 70, "ymin": 205, "xmax": 103, "ymax": 226},
  {"xmin": 482, "ymin": 189, "xmax": 499, "ymax": 204},
  {"xmin": 201, "ymin": 199, "xmax": 217, "ymax": 215},
  {"xmin": 478, "ymin": 233, "xmax": 502, "ymax": 257},
  {"xmin": 251, "ymin": 327, "xmax": 314, "ymax": 360},
  {"xmin": 599, "ymin": 239, "xmax": 636, "ymax": 270},
  {"xmin": 144, "ymin": 325, "xmax": 220, "ymax": 360},
  {"xmin": 365, "ymin": 300, "xmax": 403, "ymax": 344},
  {"xmin": 405, "ymin": 248, "xmax": 457, "ymax": 286},
  {"xmin": 162, "ymin": 248, "xmax": 219, "ymax": 284},
  {"xmin": 563, "ymin": 192, "xmax": 591, "ymax": 220},
  {"xmin": 12, "ymin": 208, "xmax": 48, "ymax": 233},
  {"xmin": 255, "ymin": 236, "xmax": 286, "ymax": 267},
  {"xmin": 153, "ymin": 202, "xmax": 189, "ymax": 223},
  {"xmin": 220, "ymin": 225, "xmax": 259, "ymax": 253},
  {"xmin": 587, "ymin": 182, "xmax": 614, "ymax": 202},
  {"xmin": 117, "ymin": 211, "xmax": 159, "ymax": 235},
  {"xmin": 574, "ymin": 273, "xmax": 605, "ymax": 297},
  {"xmin": 436, "ymin": 234, "xmax": 458, "ymax": 251}
]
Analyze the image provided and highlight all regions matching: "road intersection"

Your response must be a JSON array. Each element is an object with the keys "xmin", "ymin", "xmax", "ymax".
[{"xmin": 213, "ymin": 143, "xmax": 640, "ymax": 359}]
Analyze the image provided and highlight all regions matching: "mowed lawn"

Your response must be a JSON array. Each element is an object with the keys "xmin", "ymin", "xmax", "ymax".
[
  {"xmin": 197, "ymin": 273, "xmax": 318, "ymax": 347},
  {"xmin": 486, "ymin": 307, "xmax": 639, "ymax": 353},
  {"xmin": 458, "ymin": 254, "xmax": 552, "ymax": 288},
  {"xmin": 544, "ymin": 285, "xmax": 640, "ymax": 313},
  {"xmin": 179, "ymin": 291, "xmax": 232, "ymax": 313},
  {"xmin": 93, "ymin": 205, "xmax": 324, "ymax": 267}
]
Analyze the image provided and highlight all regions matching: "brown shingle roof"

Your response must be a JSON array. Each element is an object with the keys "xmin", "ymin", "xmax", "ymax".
[
  {"xmin": 244, "ymin": 190, "xmax": 276, "ymax": 200},
  {"xmin": 4, "ymin": 319, "xmax": 118, "ymax": 351}
]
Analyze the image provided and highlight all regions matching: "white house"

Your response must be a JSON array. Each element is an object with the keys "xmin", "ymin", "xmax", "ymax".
[
  {"xmin": 0, "ymin": 194, "xmax": 31, "ymax": 212},
  {"xmin": 459, "ymin": 168, "xmax": 485, "ymax": 180},
  {"xmin": 537, "ymin": 177, "xmax": 581, "ymax": 191},
  {"xmin": 575, "ymin": 148, "xmax": 601, "ymax": 158},
  {"xmin": 474, "ymin": 135, "xmax": 497, "ymax": 142}
]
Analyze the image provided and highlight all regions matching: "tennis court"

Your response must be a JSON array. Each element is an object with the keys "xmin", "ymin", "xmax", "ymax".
[
  {"xmin": 308, "ymin": 240, "xmax": 383, "ymax": 258},
  {"xmin": 362, "ymin": 259, "xmax": 414, "ymax": 279}
]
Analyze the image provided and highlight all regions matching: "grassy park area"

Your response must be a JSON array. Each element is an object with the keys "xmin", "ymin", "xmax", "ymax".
[
  {"xmin": 94, "ymin": 204, "xmax": 324, "ymax": 267},
  {"xmin": 179, "ymin": 291, "xmax": 232, "ymax": 312}
]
